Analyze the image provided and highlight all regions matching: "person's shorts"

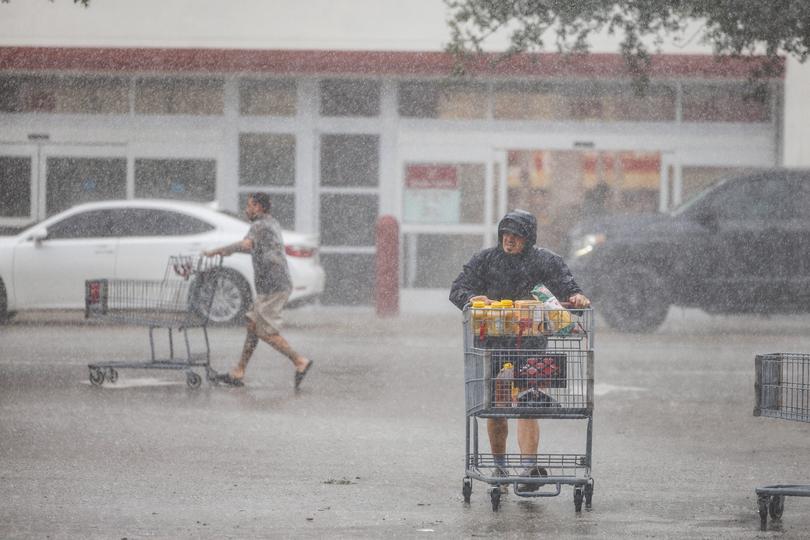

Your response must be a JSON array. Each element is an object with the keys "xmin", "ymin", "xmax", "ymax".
[{"xmin": 246, "ymin": 290, "xmax": 290, "ymax": 336}]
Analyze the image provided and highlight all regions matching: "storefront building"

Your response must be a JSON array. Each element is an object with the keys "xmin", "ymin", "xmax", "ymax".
[{"xmin": 0, "ymin": 48, "xmax": 783, "ymax": 306}]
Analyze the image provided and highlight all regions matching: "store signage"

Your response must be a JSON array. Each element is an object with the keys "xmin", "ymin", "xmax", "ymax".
[
  {"xmin": 403, "ymin": 164, "xmax": 460, "ymax": 224},
  {"xmin": 620, "ymin": 152, "xmax": 660, "ymax": 189}
]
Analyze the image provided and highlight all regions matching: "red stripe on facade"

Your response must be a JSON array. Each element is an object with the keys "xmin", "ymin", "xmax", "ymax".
[{"xmin": 0, "ymin": 47, "xmax": 784, "ymax": 79}]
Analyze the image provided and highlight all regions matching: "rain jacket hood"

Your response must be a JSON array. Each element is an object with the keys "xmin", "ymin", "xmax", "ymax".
[
  {"xmin": 498, "ymin": 209, "xmax": 537, "ymax": 251},
  {"xmin": 449, "ymin": 208, "xmax": 582, "ymax": 310}
]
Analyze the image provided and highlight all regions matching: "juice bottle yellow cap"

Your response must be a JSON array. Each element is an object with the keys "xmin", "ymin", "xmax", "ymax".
[
  {"xmin": 471, "ymin": 301, "xmax": 486, "ymax": 308},
  {"xmin": 500, "ymin": 299, "xmax": 514, "ymax": 307},
  {"xmin": 490, "ymin": 301, "xmax": 503, "ymax": 308}
]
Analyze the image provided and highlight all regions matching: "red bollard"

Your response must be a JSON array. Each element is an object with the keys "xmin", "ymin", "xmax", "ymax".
[{"xmin": 375, "ymin": 215, "xmax": 399, "ymax": 317}]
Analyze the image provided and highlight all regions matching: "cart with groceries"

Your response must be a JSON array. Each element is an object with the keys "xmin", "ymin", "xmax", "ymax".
[
  {"xmin": 462, "ymin": 290, "xmax": 594, "ymax": 512},
  {"xmin": 84, "ymin": 254, "xmax": 223, "ymax": 389},
  {"xmin": 753, "ymin": 352, "xmax": 810, "ymax": 531}
]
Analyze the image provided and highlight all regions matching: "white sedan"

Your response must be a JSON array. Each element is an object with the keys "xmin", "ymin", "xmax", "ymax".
[{"xmin": 0, "ymin": 199, "xmax": 325, "ymax": 324}]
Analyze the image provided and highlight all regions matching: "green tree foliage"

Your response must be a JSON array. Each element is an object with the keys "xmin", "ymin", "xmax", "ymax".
[{"xmin": 446, "ymin": 0, "xmax": 810, "ymax": 80}]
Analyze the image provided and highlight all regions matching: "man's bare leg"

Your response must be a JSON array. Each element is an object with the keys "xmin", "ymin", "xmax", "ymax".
[
  {"xmin": 487, "ymin": 417, "xmax": 508, "ymax": 459},
  {"xmin": 263, "ymin": 333, "xmax": 311, "ymax": 372},
  {"xmin": 516, "ymin": 419, "xmax": 539, "ymax": 455},
  {"xmin": 516, "ymin": 419, "xmax": 544, "ymax": 491},
  {"xmin": 229, "ymin": 326, "xmax": 259, "ymax": 380}
]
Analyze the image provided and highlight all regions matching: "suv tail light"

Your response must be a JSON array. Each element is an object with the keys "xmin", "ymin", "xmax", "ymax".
[{"xmin": 285, "ymin": 245, "xmax": 316, "ymax": 258}]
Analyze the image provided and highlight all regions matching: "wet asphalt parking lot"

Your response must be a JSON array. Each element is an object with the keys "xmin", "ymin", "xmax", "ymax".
[{"xmin": 2, "ymin": 307, "xmax": 810, "ymax": 539}]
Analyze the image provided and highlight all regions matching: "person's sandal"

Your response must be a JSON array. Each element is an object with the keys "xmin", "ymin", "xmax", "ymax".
[
  {"xmin": 214, "ymin": 373, "xmax": 244, "ymax": 387},
  {"xmin": 294, "ymin": 360, "xmax": 314, "ymax": 390}
]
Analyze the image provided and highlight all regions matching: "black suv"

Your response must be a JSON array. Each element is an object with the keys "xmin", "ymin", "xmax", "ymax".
[{"xmin": 567, "ymin": 169, "xmax": 810, "ymax": 332}]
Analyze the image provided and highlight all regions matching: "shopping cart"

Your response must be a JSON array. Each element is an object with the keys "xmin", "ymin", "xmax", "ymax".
[
  {"xmin": 462, "ymin": 302, "xmax": 594, "ymax": 511},
  {"xmin": 754, "ymin": 352, "xmax": 810, "ymax": 530},
  {"xmin": 84, "ymin": 255, "xmax": 223, "ymax": 389}
]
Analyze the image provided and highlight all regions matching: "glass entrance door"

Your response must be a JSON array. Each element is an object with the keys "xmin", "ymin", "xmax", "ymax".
[
  {"xmin": 398, "ymin": 144, "xmax": 501, "ymax": 306},
  {"xmin": 502, "ymin": 148, "xmax": 665, "ymax": 254}
]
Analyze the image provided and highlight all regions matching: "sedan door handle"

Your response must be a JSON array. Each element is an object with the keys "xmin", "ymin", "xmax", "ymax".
[{"xmin": 94, "ymin": 248, "xmax": 115, "ymax": 255}]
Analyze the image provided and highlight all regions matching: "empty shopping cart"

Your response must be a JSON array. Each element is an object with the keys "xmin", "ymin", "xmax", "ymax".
[
  {"xmin": 754, "ymin": 352, "xmax": 810, "ymax": 530},
  {"xmin": 85, "ymin": 255, "xmax": 222, "ymax": 388}
]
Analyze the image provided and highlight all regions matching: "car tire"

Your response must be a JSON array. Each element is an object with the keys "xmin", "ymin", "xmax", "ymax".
[
  {"xmin": 191, "ymin": 269, "xmax": 252, "ymax": 326},
  {"xmin": 598, "ymin": 266, "xmax": 670, "ymax": 333}
]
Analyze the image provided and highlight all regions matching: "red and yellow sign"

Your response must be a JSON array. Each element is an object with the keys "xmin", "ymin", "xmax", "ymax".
[{"xmin": 619, "ymin": 152, "xmax": 660, "ymax": 190}]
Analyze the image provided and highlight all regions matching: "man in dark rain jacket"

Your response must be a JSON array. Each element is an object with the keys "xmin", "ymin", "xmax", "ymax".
[{"xmin": 450, "ymin": 209, "xmax": 590, "ymax": 492}]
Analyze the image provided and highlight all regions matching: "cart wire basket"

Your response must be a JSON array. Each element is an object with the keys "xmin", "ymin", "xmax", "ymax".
[
  {"xmin": 461, "ymin": 303, "xmax": 594, "ymax": 512},
  {"xmin": 754, "ymin": 352, "xmax": 810, "ymax": 530},
  {"xmin": 84, "ymin": 254, "xmax": 223, "ymax": 388}
]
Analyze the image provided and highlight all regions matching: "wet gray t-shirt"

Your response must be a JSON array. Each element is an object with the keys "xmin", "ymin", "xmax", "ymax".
[{"xmin": 246, "ymin": 215, "xmax": 292, "ymax": 295}]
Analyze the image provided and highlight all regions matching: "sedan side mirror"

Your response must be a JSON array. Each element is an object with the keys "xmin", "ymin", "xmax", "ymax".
[{"xmin": 28, "ymin": 226, "xmax": 48, "ymax": 245}]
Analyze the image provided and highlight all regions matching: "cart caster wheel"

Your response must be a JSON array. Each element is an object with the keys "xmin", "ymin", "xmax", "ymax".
[
  {"xmin": 574, "ymin": 486, "xmax": 584, "ymax": 513},
  {"xmin": 584, "ymin": 481, "xmax": 594, "ymax": 510},
  {"xmin": 769, "ymin": 495, "xmax": 784, "ymax": 520},
  {"xmin": 462, "ymin": 478, "xmax": 472, "ymax": 503},
  {"xmin": 489, "ymin": 488, "xmax": 501, "ymax": 511},
  {"xmin": 186, "ymin": 371, "xmax": 202, "ymax": 389},
  {"xmin": 758, "ymin": 495, "xmax": 769, "ymax": 531},
  {"xmin": 107, "ymin": 368, "xmax": 118, "ymax": 384},
  {"xmin": 89, "ymin": 367, "xmax": 105, "ymax": 387}
]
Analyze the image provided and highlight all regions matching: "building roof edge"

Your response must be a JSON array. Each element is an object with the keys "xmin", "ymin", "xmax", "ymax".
[{"xmin": 0, "ymin": 47, "xmax": 785, "ymax": 80}]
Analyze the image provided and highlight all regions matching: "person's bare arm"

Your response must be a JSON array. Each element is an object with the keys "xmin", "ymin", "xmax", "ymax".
[
  {"xmin": 204, "ymin": 238, "xmax": 253, "ymax": 257},
  {"xmin": 567, "ymin": 293, "xmax": 591, "ymax": 308}
]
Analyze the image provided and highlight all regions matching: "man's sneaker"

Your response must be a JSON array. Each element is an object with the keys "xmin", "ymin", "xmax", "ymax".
[
  {"xmin": 515, "ymin": 466, "xmax": 548, "ymax": 493},
  {"xmin": 492, "ymin": 466, "xmax": 509, "ymax": 494}
]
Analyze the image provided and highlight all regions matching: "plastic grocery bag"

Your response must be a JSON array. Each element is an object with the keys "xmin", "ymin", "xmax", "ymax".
[{"xmin": 530, "ymin": 284, "xmax": 576, "ymax": 335}]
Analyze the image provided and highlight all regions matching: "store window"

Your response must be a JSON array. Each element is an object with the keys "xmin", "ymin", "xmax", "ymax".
[
  {"xmin": 319, "ymin": 193, "xmax": 377, "ymax": 246},
  {"xmin": 239, "ymin": 133, "xmax": 295, "ymax": 186},
  {"xmin": 0, "ymin": 75, "xmax": 129, "ymax": 114},
  {"xmin": 493, "ymin": 81, "xmax": 676, "ymax": 122},
  {"xmin": 492, "ymin": 82, "xmax": 563, "ymax": 121},
  {"xmin": 320, "ymin": 253, "xmax": 375, "ymax": 305},
  {"xmin": 240, "ymin": 79, "xmax": 296, "ymax": 116},
  {"xmin": 319, "ymin": 190, "xmax": 378, "ymax": 302},
  {"xmin": 45, "ymin": 157, "xmax": 127, "ymax": 216},
  {"xmin": 135, "ymin": 77, "xmax": 224, "ymax": 115},
  {"xmin": 601, "ymin": 83, "xmax": 676, "ymax": 121},
  {"xmin": 320, "ymin": 79, "xmax": 380, "ymax": 117},
  {"xmin": 403, "ymin": 233, "xmax": 483, "ymax": 288},
  {"xmin": 0, "ymin": 156, "xmax": 31, "ymax": 217},
  {"xmin": 682, "ymin": 83, "xmax": 771, "ymax": 123},
  {"xmin": 134, "ymin": 159, "xmax": 216, "ymax": 202},
  {"xmin": 398, "ymin": 81, "xmax": 488, "ymax": 119},
  {"xmin": 320, "ymin": 134, "xmax": 379, "ymax": 187},
  {"xmin": 319, "ymin": 132, "xmax": 379, "ymax": 305}
]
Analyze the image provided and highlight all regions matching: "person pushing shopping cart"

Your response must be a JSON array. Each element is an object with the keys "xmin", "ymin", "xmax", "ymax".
[{"xmin": 450, "ymin": 209, "xmax": 591, "ymax": 509}]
